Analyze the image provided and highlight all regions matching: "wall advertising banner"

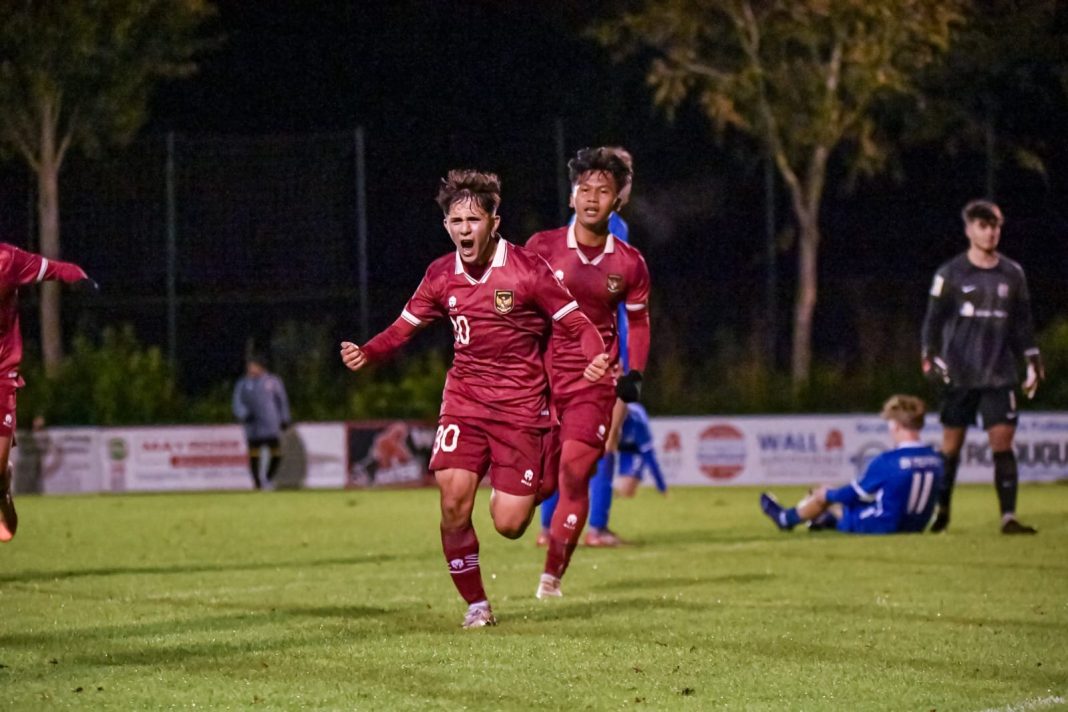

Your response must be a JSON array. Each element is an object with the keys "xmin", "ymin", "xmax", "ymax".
[
  {"xmin": 104, "ymin": 426, "xmax": 250, "ymax": 491},
  {"xmin": 11, "ymin": 427, "xmax": 103, "ymax": 494},
  {"xmin": 345, "ymin": 420, "xmax": 436, "ymax": 488},
  {"xmin": 13, "ymin": 413, "xmax": 1065, "ymax": 494},
  {"xmin": 649, "ymin": 412, "xmax": 1068, "ymax": 487},
  {"xmin": 283, "ymin": 422, "xmax": 349, "ymax": 489}
]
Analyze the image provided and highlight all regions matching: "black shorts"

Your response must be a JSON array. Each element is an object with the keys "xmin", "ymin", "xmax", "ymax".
[
  {"xmin": 247, "ymin": 437, "xmax": 281, "ymax": 449},
  {"xmin": 940, "ymin": 387, "xmax": 1018, "ymax": 429}
]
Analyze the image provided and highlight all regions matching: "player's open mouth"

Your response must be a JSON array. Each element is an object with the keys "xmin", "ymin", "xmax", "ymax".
[{"xmin": 459, "ymin": 239, "xmax": 475, "ymax": 255}]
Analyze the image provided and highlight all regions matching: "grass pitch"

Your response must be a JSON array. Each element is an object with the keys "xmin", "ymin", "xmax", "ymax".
[{"xmin": 1, "ymin": 484, "xmax": 1066, "ymax": 711}]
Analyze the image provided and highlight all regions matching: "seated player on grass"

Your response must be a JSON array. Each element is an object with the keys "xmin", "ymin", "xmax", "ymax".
[{"xmin": 760, "ymin": 394, "xmax": 943, "ymax": 534}]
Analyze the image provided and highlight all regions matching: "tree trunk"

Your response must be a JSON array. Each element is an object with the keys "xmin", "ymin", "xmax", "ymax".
[
  {"xmin": 37, "ymin": 128, "xmax": 64, "ymax": 377},
  {"xmin": 790, "ymin": 211, "xmax": 820, "ymax": 388}
]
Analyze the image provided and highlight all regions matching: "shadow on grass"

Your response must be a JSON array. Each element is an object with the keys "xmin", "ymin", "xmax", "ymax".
[
  {"xmin": 0, "ymin": 553, "xmax": 399, "ymax": 585},
  {"xmin": 708, "ymin": 635, "xmax": 1064, "ymax": 689},
  {"xmin": 591, "ymin": 572, "xmax": 774, "ymax": 592},
  {"xmin": 0, "ymin": 602, "xmax": 418, "ymax": 652}
]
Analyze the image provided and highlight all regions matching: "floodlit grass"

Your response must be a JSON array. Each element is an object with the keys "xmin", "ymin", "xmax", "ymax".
[{"xmin": 1, "ymin": 485, "xmax": 1066, "ymax": 711}]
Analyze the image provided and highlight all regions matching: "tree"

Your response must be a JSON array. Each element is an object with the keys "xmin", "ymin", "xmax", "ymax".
[
  {"xmin": 0, "ymin": 0, "xmax": 215, "ymax": 376},
  {"xmin": 919, "ymin": 0, "xmax": 1068, "ymax": 197},
  {"xmin": 596, "ymin": 0, "xmax": 963, "ymax": 386}
]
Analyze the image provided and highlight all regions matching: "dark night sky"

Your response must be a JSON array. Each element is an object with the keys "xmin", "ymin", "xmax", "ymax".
[{"xmin": 5, "ymin": 1, "xmax": 1068, "ymax": 387}]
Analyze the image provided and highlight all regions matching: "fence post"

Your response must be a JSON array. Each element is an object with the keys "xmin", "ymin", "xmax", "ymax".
[
  {"xmin": 165, "ymin": 132, "xmax": 178, "ymax": 367},
  {"xmin": 555, "ymin": 118, "xmax": 568, "ymax": 225},
  {"xmin": 355, "ymin": 127, "xmax": 370, "ymax": 342}
]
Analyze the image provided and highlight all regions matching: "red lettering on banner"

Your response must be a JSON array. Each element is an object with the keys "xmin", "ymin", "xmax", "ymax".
[
  {"xmin": 663, "ymin": 432, "xmax": 682, "ymax": 452},
  {"xmin": 171, "ymin": 455, "xmax": 249, "ymax": 468}
]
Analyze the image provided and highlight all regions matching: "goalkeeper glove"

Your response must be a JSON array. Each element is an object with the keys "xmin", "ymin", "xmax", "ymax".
[
  {"xmin": 616, "ymin": 370, "xmax": 643, "ymax": 403},
  {"xmin": 1023, "ymin": 353, "xmax": 1044, "ymax": 400},
  {"xmin": 924, "ymin": 356, "xmax": 950, "ymax": 385}
]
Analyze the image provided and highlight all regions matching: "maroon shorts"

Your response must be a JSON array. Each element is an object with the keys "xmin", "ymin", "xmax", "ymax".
[
  {"xmin": 429, "ymin": 415, "xmax": 546, "ymax": 496},
  {"xmin": 555, "ymin": 388, "xmax": 615, "ymax": 449},
  {"xmin": 0, "ymin": 386, "xmax": 16, "ymax": 437}
]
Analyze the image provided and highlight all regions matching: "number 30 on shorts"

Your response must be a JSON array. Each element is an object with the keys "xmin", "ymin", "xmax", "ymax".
[{"xmin": 433, "ymin": 424, "xmax": 460, "ymax": 455}]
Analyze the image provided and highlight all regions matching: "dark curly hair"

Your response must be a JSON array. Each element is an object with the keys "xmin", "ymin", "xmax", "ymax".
[
  {"xmin": 567, "ymin": 147, "xmax": 633, "ymax": 194},
  {"xmin": 435, "ymin": 169, "xmax": 502, "ymax": 216}
]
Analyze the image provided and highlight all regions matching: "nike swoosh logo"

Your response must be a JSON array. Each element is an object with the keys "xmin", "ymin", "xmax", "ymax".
[{"xmin": 962, "ymin": 285, "xmax": 977, "ymax": 293}]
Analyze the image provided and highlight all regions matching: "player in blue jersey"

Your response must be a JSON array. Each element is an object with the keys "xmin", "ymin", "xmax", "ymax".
[
  {"xmin": 537, "ymin": 147, "xmax": 641, "ymax": 547},
  {"xmin": 613, "ymin": 402, "xmax": 668, "ymax": 499},
  {"xmin": 759, "ymin": 395, "xmax": 943, "ymax": 534}
]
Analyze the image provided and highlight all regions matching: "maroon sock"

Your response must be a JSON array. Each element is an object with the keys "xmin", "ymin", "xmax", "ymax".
[
  {"xmin": 441, "ymin": 524, "xmax": 486, "ymax": 605},
  {"xmin": 543, "ymin": 440, "xmax": 600, "ymax": 578}
]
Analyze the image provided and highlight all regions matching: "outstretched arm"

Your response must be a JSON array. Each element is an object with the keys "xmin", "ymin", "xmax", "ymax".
[
  {"xmin": 340, "ymin": 316, "xmax": 423, "ymax": 372},
  {"xmin": 3, "ymin": 244, "xmax": 95, "ymax": 289}
]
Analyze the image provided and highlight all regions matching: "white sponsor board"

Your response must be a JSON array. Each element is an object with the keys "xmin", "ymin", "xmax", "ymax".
[
  {"xmin": 648, "ymin": 412, "xmax": 1068, "ymax": 487},
  {"xmin": 104, "ymin": 426, "xmax": 251, "ymax": 491},
  {"xmin": 11, "ymin": 427, "xmax": 104, "ymax": 494},
  {"xmin": 14, "ymin": 414, "xmax": 1067, "ymax": 493},
  {"xmin": 287, "ymin": 422, "xmax": 348, "ymax": 489}
]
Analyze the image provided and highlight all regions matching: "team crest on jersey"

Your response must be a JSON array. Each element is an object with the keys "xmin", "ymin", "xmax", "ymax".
[
  {"xmin": 606, "ymin": 274, "xmax": 623, "ymax": 293},
  {"xmin": 998, "ymin": 283, "xmax": 1009, "ymax": 298},
  {"xmin": 494, "ymin": 289, "xmax": 514, "ymax": 314}
]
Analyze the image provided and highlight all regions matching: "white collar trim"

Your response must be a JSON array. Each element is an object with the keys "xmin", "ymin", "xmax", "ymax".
[
  {"xmin": 454, "ymin": 237, "xmax": 508, "ymax": 284},
  {"xmin": 566, "ymin": 223, "xmax": 615, "ymax": 265}
]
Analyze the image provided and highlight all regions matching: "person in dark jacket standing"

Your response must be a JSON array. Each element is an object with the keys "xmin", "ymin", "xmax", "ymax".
[
  {"xmin": 233, "ymin": 353, "xmax": 291, "ymax": 489},
  {"xmin": 921, "ymin": 200, "xmax": 1045, "ymax": 534}
]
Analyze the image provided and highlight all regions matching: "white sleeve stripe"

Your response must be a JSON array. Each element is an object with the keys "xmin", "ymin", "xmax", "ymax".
[
  {"xmin": 552, "ymin": 301, "xmax": 579, "ymax": 321},
  {"xmin": 400, "ymin": 309, "xmax": 422, "ymax": 326},
  {"xmin": 36, "ymin": 258, "xmax": 49, "ymax": 283},
  {"xmin": 851, "ymin": 480, "xmax": 875, "ymax": 502},
  {"xmin": 624, "ymin": 303, "xmax": 647, "ymax": 311}
]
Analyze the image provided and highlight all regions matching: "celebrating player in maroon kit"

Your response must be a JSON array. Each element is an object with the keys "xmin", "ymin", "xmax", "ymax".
[
  {"xmin": 0, "ymin": 244, "xmax": 96, "ymax": 542},
  {"xmin": 526, "ymin": 147, "xmax": 651, "ymax": 599},
  {"xmin": 340, "ymin": 170, "xmax": 609, "ymax": 628}
]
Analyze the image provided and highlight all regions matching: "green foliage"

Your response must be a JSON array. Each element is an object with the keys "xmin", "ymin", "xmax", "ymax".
[
  {"xmin": 0, "ymin": 0, "xmax": 216, "ymax": 165},
  {"xmin": 1, "ymin": 487, "xmax": 1065, "ymax": 708},
  {"xmin": 595, "ymin": 0, "xmax": 964, "ymax": 182},
  {"xmin": 1033, "ymin": 318, "xmax": 1068, "ymax": 409},
  {"xmin": 645, "ymin": 316, "xmax": 1068, "ymax": 415},
  {"xmin": 23, "ymin": 318, "xmax": 1065, "ymax": 426},
  {"xmin": 21, "ymin": 325, "xmax": 184, "ymax": 425},
  {"xmin": 345, "ymin": 350, "xmax": 449, "ymax": 420}
]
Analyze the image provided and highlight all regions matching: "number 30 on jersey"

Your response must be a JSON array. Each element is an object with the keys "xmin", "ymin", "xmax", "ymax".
[{"xmin": 450, "ymin": 315, "xmax": 470, "ymax": 345}]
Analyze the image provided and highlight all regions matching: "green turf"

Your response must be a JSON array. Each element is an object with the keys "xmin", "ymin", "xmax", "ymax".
[{"xmin": 1, "ymin": 484, "xmax": 1066, "ymax": 711}]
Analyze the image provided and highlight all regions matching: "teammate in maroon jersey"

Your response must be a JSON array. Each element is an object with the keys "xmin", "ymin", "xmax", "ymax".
[
  {"xmin": 0, "ymin": 244, "xmax": 96, "ymax": 542},
  {"xmin": 340, "ymin": 169, "xmax": 609, "ymax": 628},
  {"xmin": 525, "ymin": 147, "xmax": 651, "ymax": 599}
]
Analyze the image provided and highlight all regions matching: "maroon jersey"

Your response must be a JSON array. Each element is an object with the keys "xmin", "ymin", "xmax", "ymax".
[
  {"xmin": 0, "ymin": 244, "xmax": 85, "ymax": 385},
  {"xmin": 398, "ymin": 239, "xmax": 581, "ymax": 428},
  {"xmin": 526, "ymin": 224, "xmax": 651, "ymax": 394}
]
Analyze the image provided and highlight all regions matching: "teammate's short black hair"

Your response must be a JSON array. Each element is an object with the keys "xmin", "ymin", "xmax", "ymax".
[
  {"xmin": 436, "ymin": 169, "xmax": 501, "ymax": 216},
  {"xmin": 880, "ymin": 394, "xmax": 926, "ymax": 431},
  {"xmin": 961, "ymin": 199, "xmax": 1003, "ymax": 226},
  {"xmin": 568, "ymin": 147, "xmax": 633, "ymax": 194}
]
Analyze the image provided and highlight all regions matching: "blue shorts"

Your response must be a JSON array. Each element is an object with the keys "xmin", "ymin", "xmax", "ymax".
[{"xmin": 617, "ymin": 452, "xmax": 640, "ymax": 478}]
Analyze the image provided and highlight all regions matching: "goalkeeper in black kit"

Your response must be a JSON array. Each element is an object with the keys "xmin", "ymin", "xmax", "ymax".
[{"xmin": 921, "ymin": 199, "xmax": 1045, "ymax": 535}]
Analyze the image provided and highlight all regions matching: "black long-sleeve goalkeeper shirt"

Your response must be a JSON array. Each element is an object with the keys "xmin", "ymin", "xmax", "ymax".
[{"xmin": 921, "ymin": 252, "xmax": 1039, "ymax": 389}]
